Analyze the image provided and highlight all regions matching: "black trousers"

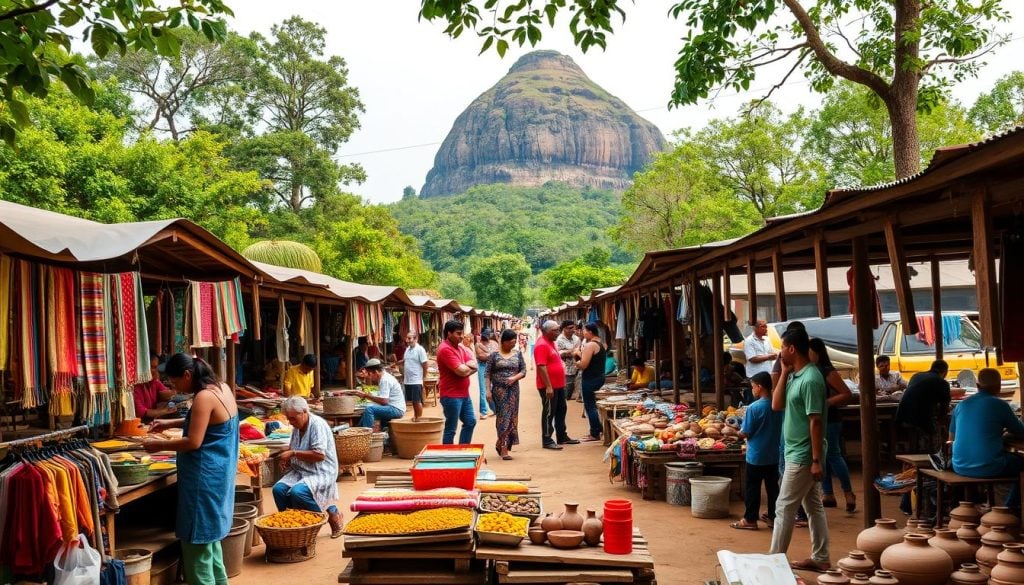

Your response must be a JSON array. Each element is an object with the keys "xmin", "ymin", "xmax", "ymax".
[
  {"xmin": 744, "ymin": 462, "xmax": 780, "ymax": 523},
  {"xmin": 539, "ymin": 387, "xmax": 567, "ymax": 446}
]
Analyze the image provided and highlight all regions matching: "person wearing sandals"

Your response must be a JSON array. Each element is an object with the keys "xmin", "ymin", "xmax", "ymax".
[
  {"xmin": 808, "ymin": 337, "xmax": 856, "ymax": 513},
  {"xmin": 485, "ymin": 329, "xmax": 527, "ymax": 460},
  {"xmin": 732, "ymin": 372, "xmax": 783, "ymax": 531},
  {"xmin": 573, "ymin": 323, "xmax": 607, "ymax": 442}
]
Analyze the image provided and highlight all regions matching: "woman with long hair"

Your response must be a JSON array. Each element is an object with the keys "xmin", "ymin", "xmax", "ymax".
[
  {"xmin": 144, "ymin": 353, "xmax": 239, "ymax": 584},
  {"xmin": 574, "ymin": 323, "xmax": 607, "ymax": 442},
  {"xmin": 485, "ymin": 329, "xmax": 526, "ymax": 460},
  {"xmin": 808, "ymin": 337, "xmax": 856, "ymax": 513}
]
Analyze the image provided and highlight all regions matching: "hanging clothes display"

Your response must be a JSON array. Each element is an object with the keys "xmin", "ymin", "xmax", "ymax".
[
  {"xmin": 615, "ymin": 302, "xmax": 627, "ymax": 340},
  {"xmin": 213, "ymin": 278, "xmax": 246, "ymax": 342},
  {"xmin": 298, "ymin": 303, "xmax": 315, "ymax": 357},
  {"xmin": 382, "ymin": 311, "xmax": 394, "ymax": 343},
  {"xmin": 915, "ymin": 315, "xmax": 937, "ymax": 346},
  {"xmin": 276, "ymin": 297, "xmax": 290, "ymax": 362},
  {"xmin": 47, "ymin": 267, "xmax": 78, "ymax": 416},
  {"xmin": 14, "ymin": 260, "xmax": 44, "ymax": 408},
  {"xmin": 0, "ymin": 255, "xmax": 11, "ymax": 373},
  {"xmin": 79, "ymin": 272, "xmax": 112, "ymax": 425},
  {"xmin": 941, "ymin": 314, "xmax": 962, "ymax": 346}
]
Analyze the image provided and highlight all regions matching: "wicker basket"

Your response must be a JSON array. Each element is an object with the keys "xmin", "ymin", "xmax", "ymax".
[
  {"xmin": 336, "ymin": 427, "xmax": 372, "ymax": 466},
  {"xmin": 111, "ymin": 462, "xmax": 150, "ymax": 486},
  {"xmin": 254, "ymin": 512, "xmax": 328, "ymax": 563},
  {"xmin": 324, "ymin": 394, "xmax": 356, "ymax": 415}
]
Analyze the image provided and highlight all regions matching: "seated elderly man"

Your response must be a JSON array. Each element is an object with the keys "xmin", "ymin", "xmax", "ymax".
[
  {"xmin": 273, "ymin": 396, "xmax": 343, "ymax": 537},
  {"xmin": 352, "ymin": 358, "xmax": 406, "ymax": 429},
  {"xmin": 950, "ymin": 368, "xmax": 1024, "ymax": 507}
]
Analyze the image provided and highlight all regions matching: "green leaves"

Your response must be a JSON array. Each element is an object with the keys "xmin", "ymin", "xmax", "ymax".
[
  {"xmin": 541, "ymin": 257, "xmax": 625, "ymax": 307},
  {"xmin": 468, "ymin": 253, "xmax": 533, "ymax": 315},
  {"xmin": 969, "ymin": 71, "xmax": 1024, "ymax": 134}
]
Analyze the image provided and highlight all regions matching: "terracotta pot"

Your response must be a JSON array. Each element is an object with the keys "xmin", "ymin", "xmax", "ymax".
[
  {"xmin": 559, "ymin": 503, "xmax": 584, "ymax": 532},
  {"xmin": 857, "ymin": 518, "xmax": 907, "ymax": 565},
  {"xmin": 977, "ymin": 526, "xmax": 1015, "ymax": 575},
  {"xmin": 849, "ymin": 574, "xmax": 872, "ymax": 585},
  {"xmin": 956, "ymin": 523, "xmax": 982, "ymax": 552},
  {"xmin": 981, "ymin": 506, "xmax": 1021, "ymax": 538},
  {"xmin": 928, "ymin": 528, "xmax": 975, "ymax": 569},
  {"xmin": 904, "ymin": 518, "xmax": 920, "ymax": 534},
  {"xmin": 950, "ymin": 563, "xmax": 989, "ymax": 585},
  {"xmin": 837, "ymin": 550, "xmax": 875, "ymax": 578},
  {"xmin": 913, "ymin": 521, "xmax": 935, "ymax": 538},
  {"xmin": 880, "ymin": 533, "xmax": 953, "ymax": 585},
  {"xmin": 991, "ymin": 543, "xmax": 1024, "ymax": 585},
  {"xmin": 949, "ymin": 501, "xmax": 981, "ymax": 530},
  {"xmin": 582, "ymin": 509, "xmax": 603, "ymax": 546},
  {"xmin": 868, "ymin": 570, "xmax": 900, "ymax": 585},
  {"xmin": 540, "ymin": 513, "xmax": 563, "ymax": 533},
  {"xmin": 819, "ymin": 569, "xmax": 851, "ymax": 584}
]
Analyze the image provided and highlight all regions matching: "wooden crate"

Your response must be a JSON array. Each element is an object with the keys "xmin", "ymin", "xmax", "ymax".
[{"xmin": 338, "ymin": 558, "xmax": 487, "ymax": 585}]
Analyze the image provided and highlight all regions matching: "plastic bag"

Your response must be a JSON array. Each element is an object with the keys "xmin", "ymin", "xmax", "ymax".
[{"xmin": 52, "ymin": 534, "xmax": 101, "ymax": 585}]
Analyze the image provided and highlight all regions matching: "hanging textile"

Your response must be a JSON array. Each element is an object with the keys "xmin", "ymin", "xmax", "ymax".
[
  {"xmin": 846, "ymin": 267, "xmax": 882, "ymax": 329},
  {"xmin": 14, "ymin": 260, "xmax": 43, "ymax": 408},
  {"xmin": 298, "ymin": 303, "xmax": 315, "ymax": 357},
  {"xmin": 1001, "ymin": 227, "xmax": 1024, "ymax": 361},
  {"xmin": 214, "ymin": 278, "xmax": 246, "ymax": 340},
  {"xmin": 915, "ymin": 315, "xmax": 937, "ymax": 346},
  {"xmin": 615, "ymin": 302, "xmax": 626, "ymax": 340},
  {"xmin": 0, "ymin": 254, "xmax": 11, "ymax": 371},
  {"xmin": 383, "ymin": 311, "xmax": 394, "ymax": 343},
  {"xmin": 276, "ymin": 297, "xmax": 289, "ymax": 362},
  {"xmin": 189, "ymin": 282, "xmax": 216, "ymax": 348},
  {"xmin": 941, "ymin": 315, "xmax": 962, "ymax": 347},
  {"xmin": 406, "ymin": 310, "xmax": 420, "ymax": 336},
  {"xmin": 420, "ymin": 312, "xmax": 432, "ymax": 335},
  {"xmin": 47, "ymin": 267, "xmax": 78, "ymax": 416},
  {"xmin": 79, "ymin": 272, "xmax": 111, "ymax": 425}
]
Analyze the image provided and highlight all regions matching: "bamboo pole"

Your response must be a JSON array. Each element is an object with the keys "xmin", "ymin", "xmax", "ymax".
[{"xmin": 932, "ymin": 258, "xmax": 943, "ymax": 360}]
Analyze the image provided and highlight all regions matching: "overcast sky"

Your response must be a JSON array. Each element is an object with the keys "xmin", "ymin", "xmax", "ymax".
[{"xmin": 229, "ymin": 1, "xmax": 1024, "ymax": 204}]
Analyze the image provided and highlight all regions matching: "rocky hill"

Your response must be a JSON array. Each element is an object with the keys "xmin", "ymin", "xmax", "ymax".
[{"xmin": 420, "ymin": 50, "xmax": 667, "ymax": 197}]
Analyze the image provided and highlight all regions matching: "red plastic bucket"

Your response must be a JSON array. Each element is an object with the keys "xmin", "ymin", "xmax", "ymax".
[
  {"xmin": 603, "ymin": 518, "xmax": 633, "ymax": 554},
  {"xmin": 603, "ymin": 499, "xmax": 633, "ymax": 521}
]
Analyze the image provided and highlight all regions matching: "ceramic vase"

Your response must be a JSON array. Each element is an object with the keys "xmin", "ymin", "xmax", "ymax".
[
  {"xmin": 849, "ymin": 575, "xmax": 872, "ymax": 585},
  {"xmin": 560, "ymin": 503, "xmax": 584, "ymax": 531},
  {"xmin": 977, "ymin": 526, "xmax": 1015, "ymax": 575},
  {"xmin": 582, "ymin": 509, "xmax": 603, "ymax": 546},
  {"xmin": 913, "ymin": 522, "xmax": 935, "ymax": 538},
  {"xmin": 950, "ymin": 563, "xmax": 989, "ymax": 584},
  {"xmin": 956, "ymin": 523, "xmax": 982, "ymax": 553},
  {"xmin": 991, "ymin": 543, "xmax": 1024, "ymax": 585},
  {"xmin": 540, "ymin": 513, "xmax": 562, "ymax": 533},
  {"xmin": 819, "ymin": 569, "xmax": 851, "ymax": 584},
  {"xmin": 868, "ymin": 570, "xmax": 900, "ymax": 585},
  {"xmin": 980, "ymin": 506, "xmax": 1021, "ymax": 538},
  {"xmin": 949, "ymin": 501, "xmax": 981, "ymax": 530},
  {"xmin": 928, "ymin": 528, "xmax": 975, "ymax": 569},
  {"xmin": 879, "ymin": 533, "xmax": 953, "ymax": 585},
  {"xmin": 857, "ymin": 518, "xmax": 907, "ymax": 565},
  {"xmin": 904, "ymin": 519, "xmax": 920, "ymax": 534},
  {"xmin": 837, "ymin": 550, "xmax": 876, "ymax": 578}
]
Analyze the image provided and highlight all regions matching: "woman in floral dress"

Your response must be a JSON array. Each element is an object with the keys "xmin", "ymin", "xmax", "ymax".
[{"xmin": 485, "ymin": 329, "xmax": 527, "ymax": 460}]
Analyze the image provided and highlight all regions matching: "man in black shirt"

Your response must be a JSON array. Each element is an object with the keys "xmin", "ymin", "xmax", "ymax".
[{"xmin": 896, "ymin": 359, "xmax": 951, "ymax": 454}]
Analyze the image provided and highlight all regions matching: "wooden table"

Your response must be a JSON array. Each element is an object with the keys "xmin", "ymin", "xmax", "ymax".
[
  {"xmin": 423, "ymin": 377, "xmax": 439, "ymax": 407},
  {"xmin": 102, "ymin": 471, "xmax": 178, "ymax": 554},
  {"xmin": 320, "ymin": 407, "xmax": 366, "ymax": 427},
  {"xmin": 596, "ymin": 400, "xmax": 640, "ymax": 446}
]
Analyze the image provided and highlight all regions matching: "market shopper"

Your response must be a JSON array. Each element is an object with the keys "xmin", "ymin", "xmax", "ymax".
[
  {"xmin": 485, "ymin": 329, "xmax": 527, "ymax": 460},
  {"xmin": 896, "ymin": 359, "xmax": 951, "ymax": 454},
  {"xmin": 733, "ymin": 372, "xmax": 782, "ymax": 530},
  {"xmin": 282, "ymin": 353, "xmax": 316, "ymax": 398},
  {"xmin": 271, "ymin": 396, "xmax": 343, "ymax": 538},
  {"xmin": 744, "ymin": 319, "xmax": 778, "ymax": 376},
  {"xmin": 769, "ymin": 328, "xmax": 830, "ymax": 572},
  {"xmin": 534, "ymin": 320, "xmax": 577, "ymax": 449},
  {"xmin": 475, "ymin": 329, "xmax": 498, "ymax": 419},
  {"xmin": 437, "ymin": 319, "xmax": 478, "ymax": 444},
  {"xmin": 808, "ymin": 338, "xmax": 855, "ymax": 513},
  {"xmin": 134, "ymin": 353, "xmax": 175, "ymax": 420},
  {"xmin": 403, "ymin": 332, "xmax": 429, "ymax": 420},
  {"xmin": 352, "ymin": 359, "xmax": 406, "ymax": 429},
  {"xmin": 875, "ymin": 355, "xmax": 908, "ymax": 394},
  {"xmin": 143, "ymin": 353, "xmax": 240, "ymax": 584},
  {"xmin": 556, "ymin": 320, "xmax": 581, "ymax": 400},
  {"xmin": 574, "ymin": 323, "xmax": 607, "ymax": 442}
]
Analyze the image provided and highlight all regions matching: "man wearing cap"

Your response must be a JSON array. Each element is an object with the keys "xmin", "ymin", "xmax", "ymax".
[{"xmin": 353, "ymin": 359, "xmax": 406, "ymax": 429}]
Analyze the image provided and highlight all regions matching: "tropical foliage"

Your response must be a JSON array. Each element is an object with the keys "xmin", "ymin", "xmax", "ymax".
[{"xmin": 242, "ymin": 240, "xmax": 323, "ymax": 272}]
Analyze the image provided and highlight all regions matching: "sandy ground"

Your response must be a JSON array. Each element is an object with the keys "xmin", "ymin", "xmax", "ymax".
[{"xmin": 234, "ymin": 370, "xmax": 912, "ymax": 585}]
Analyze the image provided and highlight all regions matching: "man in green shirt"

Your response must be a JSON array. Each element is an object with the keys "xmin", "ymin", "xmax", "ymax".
[{"xmin": 769, "ymin": 328, "xmax": 831, "ymax": 572}]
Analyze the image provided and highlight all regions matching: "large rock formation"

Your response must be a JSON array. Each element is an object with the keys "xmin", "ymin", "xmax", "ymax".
[{"xmin": 420, "ymin": 50, "xmax": 667, "ymax": 197}]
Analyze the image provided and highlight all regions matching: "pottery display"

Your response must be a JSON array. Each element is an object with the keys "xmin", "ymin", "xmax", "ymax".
[
  {"xmin": 582, "ymin": 509, "xmax": 603, "ymax": 546},
  {"xmin": 559, "ymin": 503, "xmax": 584, "ymax": 532},
  {"xmin": 527, "ymin": 528, "xmax": 546, "ymax": 545},
  {"xmin": 837, "ymin": 550, "xmax": 875, "ymax": 578},
  {"xmin": 991, "ymin": 543, "xmax": 1024, "ymax": 585},
  {"xmin": 980, "ymin": 506, "xmax": 1020, "ymax": 537},
  {"xmin": 546, "ymin": 529, "xmax": 585, "ymax": 549},
  {"xmin": 879, "ymin": 533, "xmax": 953, "ymax": 585},
  {"xmin": 850, "ymin": 574, "xmax": 872, "ymax": 585},
  {"xmin": 956, "ymin": 523, "xmax": 982, "ymax": 552},
  {"xmin": 819, "ymin": 569, "xmax": 851, "ymax": 584},
  {"xmin": 540, "ymin": 513, "xmax": 563, "ymax": 533},
  {"xmin": 857, "ymin": 518, "xmax": 907, "ymax": 565},
  {"xmin": 977, "ymin": 526, "xmax": 1015, "ymax": 575},
  {"xmin": 912, "ymin": 522, "xmax": 934, "ymax": 538},
  {"xmin": 928, "ymin": 528, "xmax": 975, "ymax": 568},
  {"xmin": 949, "ymin": 501, "xmax": 981, "ymax": 530},
  {"xmin": 868, "ymin": 570, "xmax": 900, "ymax": 585},
  {"xmin": 950, "ymin": 563, "xmax": 989, "ymax": 584},
  {"xmin": 904, "ymin": 519, "xmax": 920, "ymax": 534}
]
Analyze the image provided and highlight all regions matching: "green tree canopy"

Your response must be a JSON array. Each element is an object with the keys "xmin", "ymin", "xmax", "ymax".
[
  {"xmin": 970, "ymin": 71, "xmax": 1024, "ymax": 134},
  {"xmin": 541, "ymin": 259, "xmax": 625, "ymax": 307},
  {"xmin": 437, "ymin": 272, "xmax": 474, "ymax": 305},
  {"xmin": 468, "ymin": 253, "xmax": 532, "ymax": 315}
]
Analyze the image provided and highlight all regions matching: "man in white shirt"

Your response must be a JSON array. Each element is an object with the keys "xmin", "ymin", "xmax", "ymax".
[
  {"xmin": 874, "ymin": 355, "xmax": 908, "ymax": 394},
  {"xmin": 355, "ymin": 359, "xmax": 406, "ymax": 429},
  {"xmin": 403, "ymin": 332, "xmax": 429, "ymax": 420},
  {"xmin": 744, "ymin": 319, "xmax": 778, "ymax": 377},
  {"xmin": 556, "ymin": 321, "xmax": 581, "ymax": 399}
]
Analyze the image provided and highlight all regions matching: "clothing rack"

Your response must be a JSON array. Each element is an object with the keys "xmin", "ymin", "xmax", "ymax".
[{"xmin": 0, "ymin": 424, "xmax": 89, "ymax": 448}]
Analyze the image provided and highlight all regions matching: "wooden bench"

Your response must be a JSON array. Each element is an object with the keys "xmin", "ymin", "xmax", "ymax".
[{"xmin": 918, "ymin": 467, "xmax": 1017, "ymax": 526}]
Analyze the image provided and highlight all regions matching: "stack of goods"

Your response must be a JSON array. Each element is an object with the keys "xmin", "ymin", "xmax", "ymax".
[
  {"xmin": 350, "ymin": 488, "xmax": 479, "ymax": 512},
  {"xmin": 237, "ymin": 444, "xmax": 269, "ymax": 477},
  {"xmin": 476, "ymin": 512, "xmax": 529, "ymax": 546},
  {"xmin": 410, "ymin": 445, "xmax": 484, "ymax": 491},
  {"xmin": 344, "ymin": 508, "xmax": 474, "ymax": 535},
  {"xmin": 618, "ymin": 405, "xmax": 745, "ymax": 454}
]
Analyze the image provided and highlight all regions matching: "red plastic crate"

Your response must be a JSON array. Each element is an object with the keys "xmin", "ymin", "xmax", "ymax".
[{"xmin": 410, "ymin": 443, "xmax": 484, "ymax": 490}]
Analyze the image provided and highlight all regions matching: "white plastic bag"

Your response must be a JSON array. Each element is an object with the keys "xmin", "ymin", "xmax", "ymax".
[{"xmin": 52, "ymin": 534, "xmax": 101, "ymax": 585}]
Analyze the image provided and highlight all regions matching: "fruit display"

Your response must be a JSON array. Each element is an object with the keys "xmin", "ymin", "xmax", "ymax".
[
  {"xmin": 256, "ymin": 510, "xmax": 326, "ymax": 528},
  {"xmin": 343, "ymin": 507, "xmax": 474, "ymax": 535},
  {"xmin": 617, "ymin": 404, "xmax": 745, "ymax": 452},
  {"xmin": 479, "ymin": 494, "xmax": 541, "ymax": 517},
  {"xmin": 477, "ymin": 512, "xmax": 529, "ymax": 536}
]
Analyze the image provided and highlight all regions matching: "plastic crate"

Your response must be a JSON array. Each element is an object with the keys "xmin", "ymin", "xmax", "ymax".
[{"xmin": 410, "ymin": 444, "xmax": 483, "ymax": 490}]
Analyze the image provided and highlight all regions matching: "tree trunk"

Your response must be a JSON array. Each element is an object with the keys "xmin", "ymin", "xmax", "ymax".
[
  {"xmin": 885, "ymin": 91, "xmax": 921, "ymax": 179},
  {"xmin": 290, "ymin": 180, "xmax": 302, "ymax": 211},
  {"xmin": 889, "ymin": 0, "xmax": 922, "ymax": 180}
]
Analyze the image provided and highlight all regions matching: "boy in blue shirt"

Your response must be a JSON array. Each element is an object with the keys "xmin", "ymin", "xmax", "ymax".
[{"xmin": 733, "ymin": 371, "xmax": 784, "ymax": 530}]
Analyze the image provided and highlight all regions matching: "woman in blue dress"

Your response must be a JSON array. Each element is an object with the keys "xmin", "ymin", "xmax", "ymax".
[{"xmin": 145, "ymin": 354, "xmax": 239, "ymax": 585}]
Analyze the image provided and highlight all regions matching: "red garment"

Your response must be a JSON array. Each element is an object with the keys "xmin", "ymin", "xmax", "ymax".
[
  {"xmin": 437, "ymin": 339, "xmax": 474, "ymax": 398},
  {"xmin": 846, "ymin": 268, "xmax": 882, "ymax": 329},
  {"xmin": 534, "ymin": 336, "xmax": 566, "ymax": 389},
  {"xmin": 916, "ymin": 316, "xmax": 936, "ymax": 346},
  {"xmin": 2, "ymin": 465, "xmax": 62, "ymax": 574},
  {"xmin": 133, "ymin": 378, "xmax": 169, "ymax": 418}
]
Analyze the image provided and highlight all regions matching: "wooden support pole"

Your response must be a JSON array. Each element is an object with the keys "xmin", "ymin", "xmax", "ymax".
[
  {"xmin": 690, "ymin": 275, "xmax": 702, "ymax": 413},
  {"xmin": 347, "ymin": 302, "xmax": 356, "ymax": 389},
  {"xmin": 814, "ymin": 232, "xmax": 831, "ymax": 318},
  {"xmin": 884, "ymin": 219, "xmax": 919, "ymax": 336},
  {"xmin": 652, "ymin": 291, "xmax": 661, "ymax": 380},
  {"xmin": 227, "ymin": 340, "xmax": 236, "ymax": 392},
  {"xmin": 314, "ymin": 300, "xmax": 322, "ymax": 398},
  {"xmin": 853, "ymin": 237, "xmax": 881, "ymax": 526},
  {"xmin": 932, "ymin": 258, "xmax": 943, "ymax": 361},
  {"xmin": 722, "ymin": 264, "xmax": 732, "ymax": 322},
  {"xmin": 712, "ymin": 274, "xmax": 724, "ymax": 409},
  {"xmin": 747, "ymin": 257, "xmax": 758, "ymax": 326},
  {"xmin": 251, "ymin": 282, "xmax": 262, "ymax": 341},
  {"xmin": 773, "ymin": 247, "xmax": 787, "ymax": 323},
  {"xmin": 971, "ymin": 187, "xmax": 1000, "ymax": 349},
  {"xmin": 670, "ymin": 281, "xmax": 681, "ymax": 405}
]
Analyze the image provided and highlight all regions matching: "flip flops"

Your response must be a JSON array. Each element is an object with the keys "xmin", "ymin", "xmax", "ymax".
[{"xmin": 730, "ymin": 520, "xmax": 758, "ymax": 531}]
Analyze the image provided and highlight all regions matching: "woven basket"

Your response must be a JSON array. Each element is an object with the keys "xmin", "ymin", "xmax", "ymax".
[
  {"xmin": 336, "ymin": 427, "xmax": 372, "ymax": 465},
  {"xmin": 111, "ymin": 462, "xmax": 150, "ymax": 486},
  {"xmin": 254, "ymin": 511, "xmax": 327, "ymax": 563},
  {"xmin": 324, "ymin": 394, "xmax": 356, "ymax": 415}
]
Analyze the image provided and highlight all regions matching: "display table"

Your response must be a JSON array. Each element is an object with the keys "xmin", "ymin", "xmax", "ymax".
[{"xmin": 101, "ymin": 471, "xmax": 178, "ymax": 554}]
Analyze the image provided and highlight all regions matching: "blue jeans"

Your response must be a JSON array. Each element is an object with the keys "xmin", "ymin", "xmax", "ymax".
[
  {"xmin": 476, "ymin": 362, "xmax": 491, "ymax": 415},
  {"xmin": 272, "ymin": 482, "xmax": 338, "ymax": 515},
  {"xmin": 359, "ymin": 404, "xmax": 404, "ymax": 428},
  {"xmin": 440, "ymin": 396, "xmax": 477, "ymax": 444},
  {"xmin": 822, "ymin": 420, "xmax": 852, "ymax": 495},
  {"xmin": 581, "ymin": 377, "xmax": 604, "ymax": 438}
]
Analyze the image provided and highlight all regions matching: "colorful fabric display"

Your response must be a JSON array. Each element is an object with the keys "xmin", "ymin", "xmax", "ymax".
[
  {"xmin": 0, "ymin": 254, "xmax": 11, "ymax": 371},
  {"xmin": 350, "ymin": 498, "xmax": 479, "ymax": 512},
  {"xmin": 14, "ymin": 260, "xmax": 43, "ymax": 407}
]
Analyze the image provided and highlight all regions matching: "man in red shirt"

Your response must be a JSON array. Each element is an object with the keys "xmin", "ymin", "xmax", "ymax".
[
  {"xmin": 534, "ymin": 320, "xmax": 579, "ymax": 449},
  {"xmin": 436, "ymin": 319, "xmax": 479, "ymax": 444}
]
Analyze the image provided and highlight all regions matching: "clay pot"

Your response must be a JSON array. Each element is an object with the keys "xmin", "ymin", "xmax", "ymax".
[
  {"xmin": 949, "ymin": 501, "xmax": 981, "ymax": 530},
  {"xmin": 977, "ymin": 526, "xmax": 1015, "ymax": 575},
  {"xmin": 527, "ymin": 528, "xmax": 546, "ymax": 545},
  {"xmin": 991, "ymin": 543, "xmax": 1024, "ymax": 585},
  {"xmin": 956, "ymin": 523, "xmax": 982, "ymax": 553},
  {"xmin": 546, "ymin": 529, "xmax": 584, "ymax": 549},
  {"xmin": 980, "ymin": 506, "xmax": 1021, "ymax": 538},
  {"xmin": 857, "ymin": 518, "xmax": 907, "ymax": 565},
  {"xmin": 540, "ymin": 513, "xmax": 563, "ymax": 533},
  {"xmin": 560, "ymin": 503, "xmax": 584, "ymax": 532},
  {"xmin": 837, "ymin": 550, "xmax": 875, "ymax": 578},
  {"xmin": 928, "ymin": 528, "xmax": 975, "ymax": 569},
  {"xmin": 819, "ymin": 569, "xmax": 851, "ymax": 584},
  {"xmin": 850, "ymin": 575, "xmax": 872, "ymax": 585},
  {"xmin": 913, "ymin": 522, "xmax": 934, "ymax": 538},
  {"xmin": 868, "ymin": 570, "xmax": 900, "ymax": 585},
  {"xmin": 904, "ymin": 519, "xmax": 920, "ymax": 534},
  {"xmin": 582, "ymin": 509, "xmax": 603, "ymax": 546},
  {"xmin": 879, "ymin": 533, "xmax": 953, "ymax": 585},
  {"xmin": 950, "ymin": 563, "xmax": 989, "ymax": 584}
]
